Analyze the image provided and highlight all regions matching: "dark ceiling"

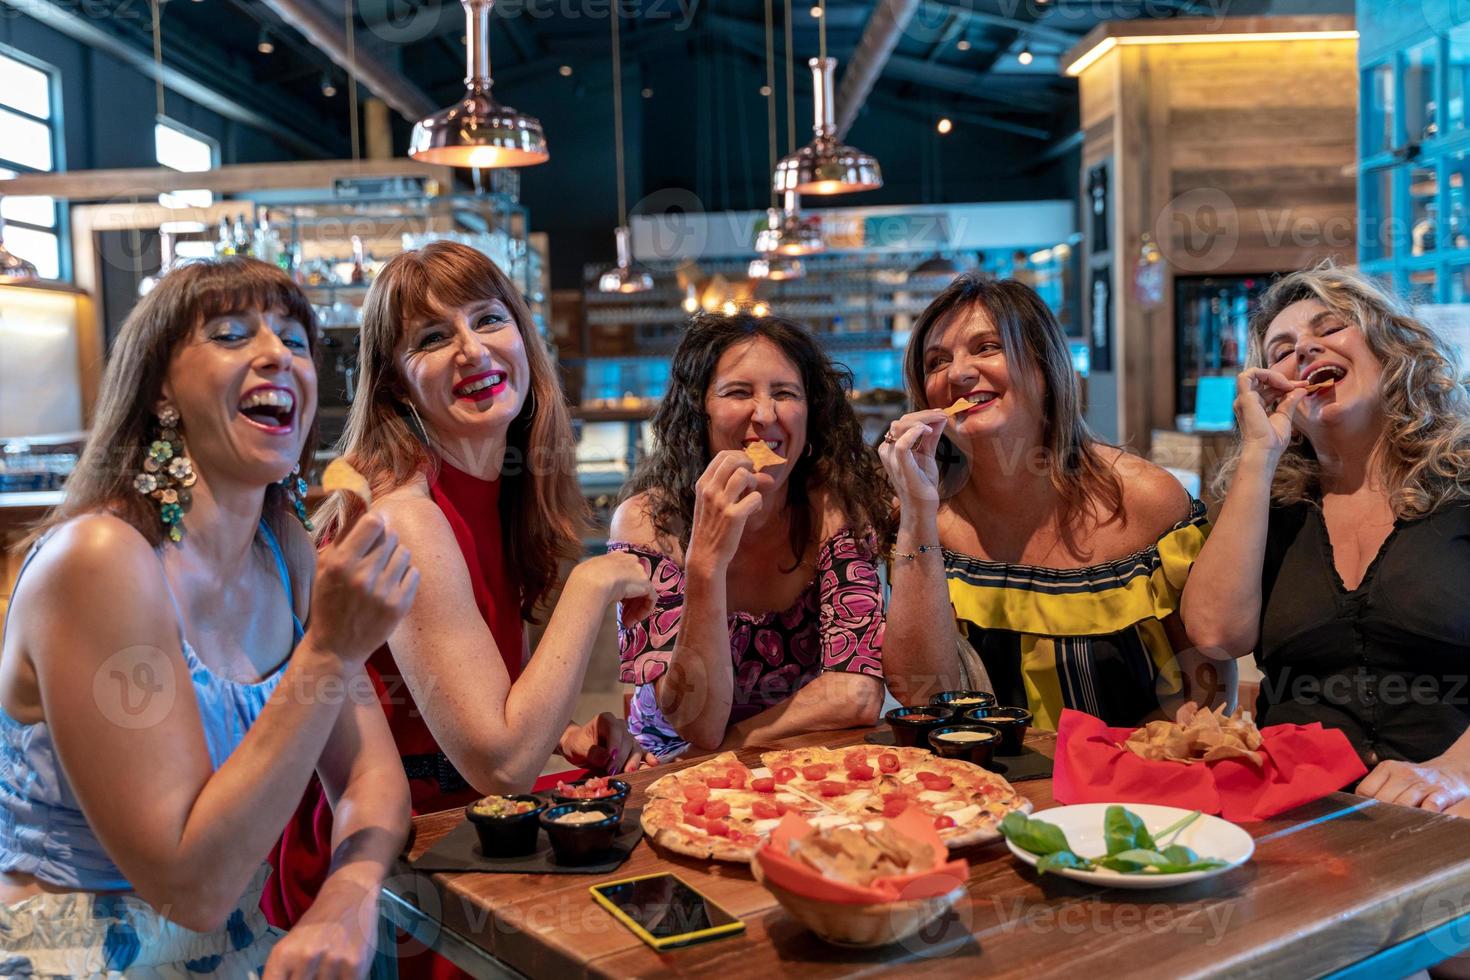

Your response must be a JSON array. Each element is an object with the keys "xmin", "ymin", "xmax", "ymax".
[
  {"xmin": 29, "ymin": 0, "xmax": 1341, "ymax": 283},
  {"xmin": 90, "ymin": 0, "xmax": 1240, "ymax": 163}
]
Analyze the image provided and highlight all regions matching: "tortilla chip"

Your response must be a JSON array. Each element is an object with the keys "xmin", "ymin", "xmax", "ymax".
[
  {"xmin": 322, "ymin": 457, "xmax": 372, "ymax": 506},
  {"xmin": 1122, "ymin": 704, "xmax": 1265, "ymax": 767},
  {"xmin": 745, "ymin": 441, "xmax": 787, "ymax": 472},
  {"xmin": 1303, "ymin": 378, "xmax": 1337, "ymax": 393},
  {"xmin": 943, "ymin": 397, "xmax": 973, "ymax": 417}
]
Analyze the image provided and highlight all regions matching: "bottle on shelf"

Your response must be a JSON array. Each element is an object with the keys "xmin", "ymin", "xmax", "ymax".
[
  {"xmin": 254, "ymin": 213, "xmax": 285, "ymax": 268},
  {"xmin": 289, "ymin": 240, "xmax": 305, "ymax": 282},
  {"xmin": 232, "ymin": 216, "xmax": 252, "ymax": 258},
  {"xmin": 350, "ymin": 235, "xmax": 366, "ymax": 285},
  {"xmin": 216, "ymin": 217, "xmax": 236, "ymax": 258}
]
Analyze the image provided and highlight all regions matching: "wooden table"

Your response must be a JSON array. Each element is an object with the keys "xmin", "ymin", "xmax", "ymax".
[{"xmin": 379, "ymin": 728, "xmax": 1470, "ymax": 979}]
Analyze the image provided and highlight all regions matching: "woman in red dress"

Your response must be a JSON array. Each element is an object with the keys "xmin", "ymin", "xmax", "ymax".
[{"xmin": 264, "ymin": 242, "xmax": 655, "ymax": 974}]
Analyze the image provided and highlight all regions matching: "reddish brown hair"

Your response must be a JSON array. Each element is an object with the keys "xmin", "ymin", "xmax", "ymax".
[{"xmin": 313, "ymin": 241, "xmax": 586, "ymax": 620}]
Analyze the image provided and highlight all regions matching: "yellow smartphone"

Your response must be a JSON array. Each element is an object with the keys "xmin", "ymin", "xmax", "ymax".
[{"xmin": 590, "ymin": 872, "xmax": 745, "ymax": 951}]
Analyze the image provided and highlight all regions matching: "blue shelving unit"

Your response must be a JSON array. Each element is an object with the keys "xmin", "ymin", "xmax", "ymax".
[{"xmin": 1358, "ymin": 3, "xmax": 1470, "ymax": 303}]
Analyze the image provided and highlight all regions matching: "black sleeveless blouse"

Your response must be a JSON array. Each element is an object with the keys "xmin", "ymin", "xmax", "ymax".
[{"xmin": 1257, "ymin": 501, "xmax": 1470, "ymax": 768}]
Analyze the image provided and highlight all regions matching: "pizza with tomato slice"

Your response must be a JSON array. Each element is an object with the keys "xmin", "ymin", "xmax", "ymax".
[{"xmin": 639, "ymin": 745, "xmax": 1031, "ymax": 862}]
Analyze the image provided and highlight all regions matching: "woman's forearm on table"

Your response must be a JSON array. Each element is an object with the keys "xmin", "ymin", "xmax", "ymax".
[{"xmin": 719, "ymin": 673, "xmax": 884, "ymax": 749}]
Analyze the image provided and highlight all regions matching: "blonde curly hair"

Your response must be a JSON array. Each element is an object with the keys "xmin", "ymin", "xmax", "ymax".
[{"xmin": 1217, "ymin": 264, "xmax": 1470, "ymax": 518}]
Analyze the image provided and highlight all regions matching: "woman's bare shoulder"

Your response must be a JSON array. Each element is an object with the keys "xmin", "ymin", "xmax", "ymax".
[
  {"xmin": 609, "ymin": 491, "xmax": 684, "ymax": 558},
  {"xmin": 9, "ymin": 514, "xmax": 174, "ymax": 659},
  {"xmin": 1095, "ymin": 446, "xmax": 1193, "ymax": 539}
]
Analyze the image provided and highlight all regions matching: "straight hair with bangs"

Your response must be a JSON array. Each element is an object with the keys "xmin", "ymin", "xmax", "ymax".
[
  {"xmin": 313, "ymin": 240, "xmax": 587, "ymax": 621},
  {"xmin": 32, "ymin": 258, "xmax": 319, "ymax": 549},
  {"xmin": 902, "ymin": 275, "xmax": 1124, "ymax": 531},
  {"xmin": 1217, "ymin": 263, "xmax": 1470, "ymax": 517}
]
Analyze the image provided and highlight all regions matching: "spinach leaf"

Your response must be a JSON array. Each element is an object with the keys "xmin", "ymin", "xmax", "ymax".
[
  {"xmin": 1104, "ymin": 806, "xmax": 1157, "ymax": 856},
  {"xmin": 1161, "ymin": 844, "xmax": 1199, "ymax": 866},
  {"xmin": 1000, "ymin": 811, "xmax": 1074, "ymax": 856},
  {"xmin": 1036, "ymin": 851, "xmax": 1096, "ymax": 875}
]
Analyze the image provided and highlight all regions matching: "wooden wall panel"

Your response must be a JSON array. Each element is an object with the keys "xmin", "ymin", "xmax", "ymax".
[{"xmin": 1075, "ymin": 30, "xmax": 1358, "ymax": 450}]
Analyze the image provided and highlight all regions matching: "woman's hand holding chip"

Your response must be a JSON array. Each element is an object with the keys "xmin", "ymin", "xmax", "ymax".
[{"xmin": 686, "ymin": 451, "xmax": 764, "ymax": 576}]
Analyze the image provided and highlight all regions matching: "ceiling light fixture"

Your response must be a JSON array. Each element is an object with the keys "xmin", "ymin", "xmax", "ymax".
[
  {"xmin": 598, "ymin": 3, "xmax": 652, "ymax": 293},
  {"xmin": 937, "ymin": 117, "xmax": 952, "ymax": 134},
  {"xmin": 409, "ymin": 0, "xmax": 550, "ymax": 167},
  {"xmin": 256, "ymin": 28, "xmax": 274, "ymax": 54},
  {"xmin": 774, "ymin": 0, "xmax": 882, "ymax": 195},
  {"xmin": 1064, "ymin": 28, "xmax": 1359, "ymax": 77}
]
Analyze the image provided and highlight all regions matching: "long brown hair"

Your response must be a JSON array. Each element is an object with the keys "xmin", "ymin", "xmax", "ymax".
[
  {"xmin": 903, "ymin": 275, "xmax": 1124, "ymax": 529},
  {"xmin": 32, "ymin": 258, "xmax": 319, "ymax": 550},
  {"xmin": 1217, "ymin": 263, "xmax": 1470, "ymax": 517},
  {"xmin": 312, "ymin": 241, "xmax": 586, "ymax": 620},
  {"xmin": 620, "ymin": 311, "xmax": 894, "ymax": 566}
]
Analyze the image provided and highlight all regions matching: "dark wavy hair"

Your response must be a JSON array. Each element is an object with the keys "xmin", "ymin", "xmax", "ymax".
[
  {"xmin": 903, "ymin": 274, "xmax": 1124, "ymax": 532},
  {"xmin": 621, "ymin": 312, "xmax": 894, "ymax": 567}
]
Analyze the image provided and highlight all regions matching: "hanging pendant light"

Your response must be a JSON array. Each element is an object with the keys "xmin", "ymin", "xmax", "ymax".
[
  {"xmin": 773, "ymin": 0, "xmax": 881, "ymax": 196},
  {"xmin": 598, "ymin": 5, "xmax": 651, "ymax": 293},
  {"xmin": 748, "ymin": 254, "xmax": 804, "ymax": 281},
  {"xmin": 758, "ymin": 190, "xmax": 824, "ymax": 255},
  {"xmin": 599, "ymin": 226, "xmax": 653, "ymax": 293},
  {"xmin": 0, "ymin": 206, "xmax": 38, "ymax": 282},
  {"xmin": 775, "ymin": 56, "xmax": 882, "ymax": 195},
  {"xmin": 410, "ymin": 0, "xmax": 548, "ymax": 168}
]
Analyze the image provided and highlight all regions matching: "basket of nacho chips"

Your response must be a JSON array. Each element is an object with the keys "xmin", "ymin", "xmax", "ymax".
[
  {"xmin": 1052, "ymin": 707, "xmax": 1367, "ymax": 822},
  {"xmin": 1124, "ymin": 704, "xmax": 1264, "ymax": 767},
  {"xmin": 751, "ymin": 810, "xmax": 969, "ymax": 948}
]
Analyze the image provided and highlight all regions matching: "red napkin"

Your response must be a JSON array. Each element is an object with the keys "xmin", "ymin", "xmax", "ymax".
[
  {"xmin": 754, "ymin": 810, "xmax": 970, "ymax": 905},
  {"xmin": 1052, "ymin": 708, "xmax": 1367, "ymax": 822}
]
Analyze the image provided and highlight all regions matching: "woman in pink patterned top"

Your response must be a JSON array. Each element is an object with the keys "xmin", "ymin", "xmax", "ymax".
[{"xmin": 609, "ymin": 312, "xmax": 894, "ymax": 760}]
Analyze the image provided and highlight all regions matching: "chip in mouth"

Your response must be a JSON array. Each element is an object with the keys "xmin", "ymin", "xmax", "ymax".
[
  {"xmin": 943, "ymin": 397, "xmax": 973, "ymax": 416},
  {"xmin": 745, "ymin": 441, "xmax": 787, "ymax": 472}
]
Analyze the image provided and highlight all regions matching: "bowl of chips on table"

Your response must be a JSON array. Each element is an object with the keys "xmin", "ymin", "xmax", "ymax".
[
  {"xmin": 1052, "ymin": 706, "xmax": 1368, "ymax": 822},
  {"xmin": 751, "ymin": 810, "xmax": 970, "ymax": 948},
  {"xmin": 1125, "ymin": 703, "xmax": 1265, "ymax": 766}
]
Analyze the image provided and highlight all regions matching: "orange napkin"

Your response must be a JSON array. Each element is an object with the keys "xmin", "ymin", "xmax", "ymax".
[
  {"xmin": 753, "ymin": 810, "xmax": 969, "ymax": 905},
  {"xmin": 1052, "ymin": 709, "xmax": 1368, "ymax": 822}
]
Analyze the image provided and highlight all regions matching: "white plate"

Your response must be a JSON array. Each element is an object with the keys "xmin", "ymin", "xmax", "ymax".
[{"xmin": 1005, "ymin": 803, "xmax": 1254, "ymax": 890}]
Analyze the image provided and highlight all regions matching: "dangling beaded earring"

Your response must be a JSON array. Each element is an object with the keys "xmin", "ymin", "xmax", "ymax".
[
  {"xmin": 281, "ymin": 463, "xmax": 313, "ymax": 531},
  {"xmin": 133, "ymin": 405, "xmax": 196, "ymax": 543}
]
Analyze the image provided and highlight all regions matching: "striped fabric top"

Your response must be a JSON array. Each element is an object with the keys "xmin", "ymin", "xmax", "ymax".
[{"xmin": 944, "ymin": 498, "xmax": 1211, "ymax": 730}]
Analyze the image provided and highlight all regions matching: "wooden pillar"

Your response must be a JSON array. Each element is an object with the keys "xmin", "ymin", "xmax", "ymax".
[{"xmin": 365, "ymin": 98, "xmax": 393, "ymax": 160}]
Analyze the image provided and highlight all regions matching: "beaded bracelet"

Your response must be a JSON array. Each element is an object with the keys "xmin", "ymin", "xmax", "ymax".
[{"xmin": 892, "ymin": 544, "xmax": 942, "ymax": 563}]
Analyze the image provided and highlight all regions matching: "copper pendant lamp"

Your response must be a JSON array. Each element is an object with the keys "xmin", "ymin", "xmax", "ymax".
[{"xmin": 409, "ymin": 0, "xmax": 548, "ymax": 168}]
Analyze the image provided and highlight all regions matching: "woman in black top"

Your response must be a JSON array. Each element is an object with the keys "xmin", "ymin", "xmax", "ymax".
[{"xmin": 1181, "ymin": 265, "xmax": 1470, "ymax": 818}]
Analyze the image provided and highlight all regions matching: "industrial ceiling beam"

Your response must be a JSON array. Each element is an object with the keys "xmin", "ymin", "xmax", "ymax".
[
  {"xmin": 917, "ymin": 0, "xmax": 1084, "ymax": 48},
  {"xmin": 260, "ymin": 0, "xmax": 437, "ymax": 120},
  {"xmin": 832, "ymin": 0, "xmax": 921, "ymax": 139}
]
